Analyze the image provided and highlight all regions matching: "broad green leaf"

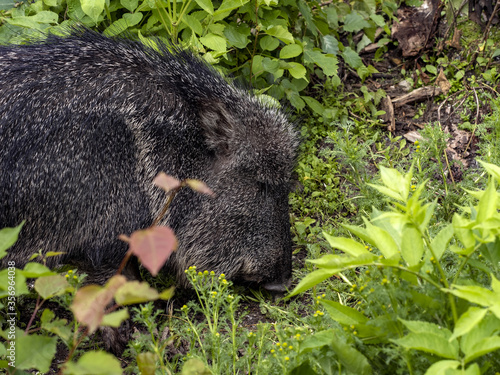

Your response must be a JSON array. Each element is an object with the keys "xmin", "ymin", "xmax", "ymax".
[
  {"xmin": 287, "ymin": 62, "xmax": 307, "ymax": 79},
  {"xmin": 452, "ymin": 214, "xmax": 476, "ymax": 250},
  {"xmin": 478, "ymin": 160, "xmax": 500, "ymax": 182},
  {"xmin": 301, "ymin": 96, "xmax": 324, "ymax": 116},
  {"xmin": 181, "ymin": 358, "xmax": 211, "ymax": 374},
  {"xmin": 287, "ymin": 268, "xmax": 334, "ymax": 297},
  {"xmin": 464, "ymin": 336, "xmax": 500, "ymax": 363},
  {"xmin": 214, "ymin": 0, "xmax": 249, "ymax": 20},
  {"xmin": 0, "ymin": 222, "xmax": 24, "ymax": 259},
  {"xmin": 342, "ymin": 47, "xmax": 363, "ymax": 69},
  {"xmin": 20, "ymin": 263, "xmax": 55, "ymax": 278},
  {"xmin": 0, "ymin": 268, "xmax": 29, "ymax": 297},
  {"xmin": 16, "ymin": 331, "xmax": 58, "ymax": 373},
  {"xmin": 322, "ymin": 232, "xmax": 371, "ymax": 257},
  {"xmin": 260, "ymin": 35, "xmax": 279, "ymax": 51},
  {"xmin": 194, "ymin": 0, "xmax": 214, "ymax": 14},
  {"xmin": 367, "ymin": 183, "xmax": 403, "ymax": 201},
  {"xmin": 343, "ymin": 11, "xmax": 370, "ymax": 33},
  {"xmin": 40, "ymin": 309, "xmax": 72, "ymax": 342},
  {"xmin": 299, "ymin": 329, "xmax": 335, "ymax": 354},
  {"xmin": 63, "ymin": 351, "xmax": 122, "ymax": 375},
  {"xmin": 320, "ymin": 299, "xmax": 368, "ymax": 325},
  {"xmin": 183, "ymin": 14, "xmax": 203, "ymax": 36},
  {"xmin": 400, "ymin": 319, "xmax": 452, "ymax": 339},
  {"xmin": 370, "ymin": 13, "xmax": 385, "ymax": 27},
  {"xmin": 379, "ymin": 166, "xmax": 404, "ymax": 195},
  {"xmin": 81, "ymin": 0, "xmax": 105, "ymax": 23},
  {"xmin": 423, "ymin": 360, "xmax": 460, "ymax": 375},
  {"xmin": 31, "ymin": 11, "xmax": 59, "ymax": 23},
  {"xmin": 401, "ymin": 225, "xmax": 424, "ymax": 267},
  {"xmin": 280, "ymin": 44, "xmax": 302, "ymax": 59},
  {"xmin": 224, "ymin": 23, "xmax": 249, "ymax": 48},
  {"xmin": 34, "ymin": 275, "xmax": 71, "ymax": 300},
  {"xmin": 430, "ymin": 224, "xmax": 454, "ymax": 260},
  {"xmin": 447, "ymin": 285, "xmax": 496, "ymax": 307},
  {"xmin": 449, "ymin": 307, "xmax": 487, "ymax": 342},
  {"xmin": 307, "ymin": 253, "xmax": 376, "ymax": 269},
  {"xmin": 393, "ymin": 332, "xmax": 459, "ymax": 359},
  {"xmin": 321, "ymin": 34, "xmax": 339, "ymax": 55},
  {"xmin": 137, "ymin": 352, "xmax": 156, "ymax": 375},
  {"xmin": 199, "ymin": 33, "xmax": 227, "ymax": 52},
  {"xmin": 303, "ymin": 48, "xmax": 338, "ymax": 76},
  {"xmin": 476, "ymin": 179, "xmax": 497, "ymax": 223},
  {"xmin": 329, "ymin": 333, "xmax": 372, "ymax": 375},
  {"xmin": 363, "ymin": 218, "xmax": 400, "ymax": 259},
  {"xmin": 114, "ymin": 281, "xmax": 159, "ymax": 305},
  {"xmin": 121, "ymin": 0, "xmax": 138, "ymax": 12},
  {"xmin": 265, "ymin": 25, "xmax": 294, "ymax": 44},
  {"xmin": 101, "ymin": 309, "xmax": 129, "ymax": 328}
]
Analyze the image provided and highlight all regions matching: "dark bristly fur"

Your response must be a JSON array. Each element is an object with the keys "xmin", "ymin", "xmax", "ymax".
[{"xmin": 0, "ymin": 28, "xmax": 299, "ymax": 292}]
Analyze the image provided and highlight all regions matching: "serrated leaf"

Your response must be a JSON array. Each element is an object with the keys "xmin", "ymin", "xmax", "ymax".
[
  {"xmin": 423, "ymin": 360, "xmax": 460, "ymax": 375},
  {"xmin": 449, "ymin": 307, "xmax": 487, "ymax": 342},
  {"xmin": 363, "ymin": 218, "xmax": 400, "ymax": 259},
  {"xmin": 224, "ymin": 23, "xmax": 249, "ymax": 48},
  {"xmin": 343, "ymin": 11, "xmax": 370, "ymax": 33},
  {"xmin": 393, "ymin": 332, "xmax": 459, "ymax": 359},
  {"xmin": 464, "ymin": 336, "xmax": 500, "ymax": 363},
  {"xmin": 447, "ymin": 285, "xmax": 496, "ymax": 307},
  {"xmin": 321, "ymin": 34, "xmax": 339, "ymax": 55},
  {"xmin": 16, "ymin": 331, "xmax": 58, "ymax": 373},
  {"xmin": 342, "ymin": 47, "xmax": 363, "ymax": 69},
  {"xmin": 194, "ymin": 0, "xmax": 214, "ymax": 14}
]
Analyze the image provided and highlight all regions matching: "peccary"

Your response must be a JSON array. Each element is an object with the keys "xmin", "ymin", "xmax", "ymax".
[{"xmin": 0, "ymin": 29, "xmax": 299, "ymax": 292}]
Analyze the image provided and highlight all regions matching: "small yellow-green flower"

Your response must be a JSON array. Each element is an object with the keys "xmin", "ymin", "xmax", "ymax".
[{"xmin": 284, "ymin": 357, "xmax": 290, "ymax": 361}]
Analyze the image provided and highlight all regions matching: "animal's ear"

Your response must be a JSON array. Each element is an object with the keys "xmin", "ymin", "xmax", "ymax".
[{"xmin": 199, "ymin": 101, "xmax": 236, "ymax": 153}]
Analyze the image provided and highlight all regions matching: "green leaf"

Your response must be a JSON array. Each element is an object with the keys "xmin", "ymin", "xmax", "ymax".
[
  {"xmin": 181, "ymin": 358, "xmax": 211, "ymax": 374},
  {"xmin": 287, "ymin": 268, "xmax": 334, "ymax": 297},
  {"xmin": 301, "ymin": 96, "xmax": 324, "ymax": 116},
  {"xmin": 287, "ymin": 62, "xmax": 307, "ymax": 79},
  {"xmin": 401, "ymin": 225, "xmax": 424, "ymax": 267},
  {"xmin": 103, "ymin": 12, "xmax": 143, "ymax": 36},
  {"xmin": 321, "ymin": 35, "xmax": 339, "ymax": 55},
  {"xmin": 393, "ymin": 332, "xmax": 459, "ymax": 359},
  {"xmin": 476, "ymin": 179, "xmax": 497, "ymax": 223},
  {"xmin": 81, "ymin": 0, "xmax": 105, "ymax": 23},
  {"xmin": 423, "ymin": 360, "xmax": 460, "ymax": 375},
  {"xmin": 299, "ymin": 329, "xmax": 335, "ymax": 354},
  {"xmin": 40, "ymin": 308, "xmax": 72, "ymax": 342},
  {"xmin": 200, "ymin": 33, "xmax": 227, "ymax": 52},
  {"xmin": 0, "ymin": 268, "xmax": 29, "ymax": 297},
  {"xmin": 370, "ymin": 13, "xmax": 385, "ymax": 27},
  {"xmin": 342, "ymin": 47, "xmax": 363, "ymax": 69},
  {"xmin": 320, "ymin": 299, "xmax": 368, "ymax": 325},
  {"xmin": 120, "ymin": 0, "xmax": 138, "ymax": 12},
  {"xmin": 260, "ymin": 35, "xmax": 279, "ymax": 51},
  {"xmin": 464, "ymin": 336, "xmax": 500, "ymax": 363},
  {"xmin": 426, "ymin": 65, "xmax": 437, "ymax": 75},
  {"xmin": 265, "ymin": 25, "xmax": 294, "ymax": 44},
  {"xmin": 194, "ymin": 0, "xmax": 214, "ymax": 14},
  {"xmin": 322, "ymin": 232, "xmax": 371, "ymax": 257},
  {"xmin": 449, "ymin": 307, "xmax": 488, "ymax": 342},
  {"xmin": 430, "ymin": 224, "xmax": 454, "ymax": 260},
  {"xmin": 213, "ymin": 0, "xmax": 249, "ymax": 20},
  {"xmin": 137, "ymin": 352, "xmax": 156, "ymax": 375},
  {"xmin": 183, "ymin": 14, "xmax": 203, "ymax": 36},
  {"xmin": 447, "ymin": 285, "xmax": 497, "ymax": 307},
  {"xmin": 34, "ymin": 275, "xmax": 71, "ymax": 300},
  {"xmin": 0, "ymin": 222, "xmax": 24, "ymax": 259},
  {"xmin": 20, "ymin": 263, "xmax": 55, "ymax": 278},
  {"xmin": 368, "ymin": 183, "xmax": 403, "ymax": 201},
  {"xmin": 363, "ymin": 218, "xmax": 400, "ymax": 259},
  {"xmin": 63, "ymin": 351, "xmax": 122, "ymax": 375},
  {"xmin": 101, "ymin": 309, "xmax": 130, "ymax": 328},
  {"xmin": 224, "ymin": 23, "xmax": 249, "ymax": 48},
  {"xmin": 478, "ymin": 160, "xmax": 500, "ymax": 182},
  {"xmin": 303, "ymin": 49, "xmax": 338, "ymax": 76},
  {"xmin": 343, "ymin": 11, "xmax": 370, "ymax": 33},
  {"xmin": 452, "ymin": 213, "xmax": 476, "ymax": 250},
  {"xmin": 16, "ymin": 331, "xmax": 58, "ymax": 373},
  {"xmin": 280, "ymin": 44, "xmax": 303, "ymax": 59}
]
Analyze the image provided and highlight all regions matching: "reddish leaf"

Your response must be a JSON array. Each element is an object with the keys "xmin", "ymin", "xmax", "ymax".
[
  {"xmin": 185, "ymin": 179, "xmax": 215, "ymax": 197},
  {"xmin": 70, "ymin": 275, "xmax": 126, "ymax": 334},
  {"xmin": 129, "ymin": 226, "xmax": 177, "ymax": 276},
  {"xmin": 153, "ymin": 172, "xmax": 181, "ymax": 193}
]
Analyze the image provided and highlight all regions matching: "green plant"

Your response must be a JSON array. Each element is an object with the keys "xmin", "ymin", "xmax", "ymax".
[{"xmin": 289, "ymin": 162, "xmax": 500, "ymax": 374}]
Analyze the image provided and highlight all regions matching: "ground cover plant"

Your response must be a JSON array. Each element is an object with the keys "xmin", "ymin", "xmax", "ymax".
[{"xmin": 2, "ymin": 0, "xmax": 500, "ymax": 373}]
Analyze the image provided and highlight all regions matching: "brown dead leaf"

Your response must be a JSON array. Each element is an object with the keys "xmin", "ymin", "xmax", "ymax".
[
  {"xmin": 436, "ymin": 69, "xmax": 451, "ymax": 95},
  {"xmin": 380, "ymin": 96, "xmax": 395, "ymax": 132}
]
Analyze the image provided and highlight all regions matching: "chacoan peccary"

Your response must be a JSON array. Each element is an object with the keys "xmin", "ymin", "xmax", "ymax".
[{"xmin": 0, "ymin": 29, "xmax": 299, "ymax": 292}]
